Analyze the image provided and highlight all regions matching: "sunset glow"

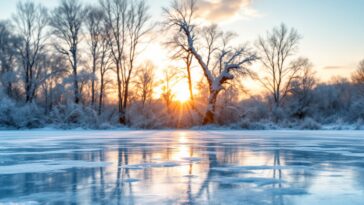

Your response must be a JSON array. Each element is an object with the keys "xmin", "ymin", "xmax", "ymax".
[{"xmin": 174, "ymin": 84, "xmax": 191, "ymax": 103}]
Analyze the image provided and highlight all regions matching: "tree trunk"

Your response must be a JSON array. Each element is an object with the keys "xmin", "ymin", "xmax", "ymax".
[
  {"xmin": 186, "ymin": 54, "xmax": 194, "ymax": 101},
  {"xmin": 91, "ymin": 57, "xmax": 96, "ymax": 106},
  {"xmin": 49, "ymin": 82, "xmax": 53, "ymax": 113},
  {"xmin": 72, "ymin": 45, "xmax": 80, "ymax": 104},
  {"xmin": 116, "ymin": 64, "xmax": 125, "ymax": 124},
  {"xmin": 122, "ymin": 70, "xmax": 132, "ymax": 124},
  {"xmin": 44, "ymin": 87, "xmax": 48, "ymax": 115},
  {"xmin": 98, "ymin": 75, "xmax": 104, "ymax": 115},
  {"xmin": 202, "ymin": 89, "xmax": 220, "ymax": 125},
  {"xmin": 123, "ymin": 78, "xmax": 129, "ymax": 110},
  {"xmin": 73, "ymin": 66, "xmax": 80, "ymax": 104},
  {"xmin": 25, "ymin": 65, "xmax": 31, "ymax": 103},
  {"xmin": 7, "ymin": 82, "xmax": 12, "ymax": 98}
]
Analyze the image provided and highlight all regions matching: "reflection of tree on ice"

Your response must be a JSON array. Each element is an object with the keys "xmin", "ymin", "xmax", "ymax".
[
  {"xmin": 272, "ymin": 150, "xmax": 284, "ymax": 205},
  {"xmin": 112, "ymin": 147, "xmax": 136, "ymax": 205}
]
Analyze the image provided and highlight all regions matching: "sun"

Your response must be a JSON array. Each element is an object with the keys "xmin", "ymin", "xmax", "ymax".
[
  {"xmin": 175, "ymin": 84, "xmax": 190, "ymax": 103},
  {"xmin": 175, "ymin": 89, "xmax": 190, "ymax": 103}
]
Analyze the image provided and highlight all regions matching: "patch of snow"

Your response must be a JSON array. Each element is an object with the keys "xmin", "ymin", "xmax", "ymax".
[
  {"xmin": 0, "ymin": 202, "xmax": 40, "ymax": 205},
  {"xmin": 183, "ymin": 175, "xmax": 198, "ymax": 178},
  {"xmin": 267, "ymin": 188, "xmax": 309, "ymax": 195},
  {"xmin": 211, "ymin": 165, "xmax": 309, "ymax": 172},
  {"xmin": 119, "ymin": 161, "xmax": 182, "ymax": 169},
  {"xmin": 212, "ymin": 177, "xmax": 284, "ymax": 186},
  {"xmin": 181, "ymin": 157, "xmax": 202, "ymax": 162},
  {"xmin": 0, "ymin": 160, "xmax": 111, "ymax": 175},
  {"xmin": 0, "ymin": 149, "xmax": 101, "ymax": 156},
  {"xmin": 121, "ymin": 178, "xmax": 140, "ymax": 183}
]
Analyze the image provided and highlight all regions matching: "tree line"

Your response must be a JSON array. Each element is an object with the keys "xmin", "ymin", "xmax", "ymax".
[{"xmin": 0, "ymin": 0, "xmax": 363, "ymax": 129}]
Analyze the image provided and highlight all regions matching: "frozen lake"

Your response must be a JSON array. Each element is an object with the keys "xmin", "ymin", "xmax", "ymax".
[{"xmin": 0, "ymin": 130, "xmax": 364, "ymax": 205}]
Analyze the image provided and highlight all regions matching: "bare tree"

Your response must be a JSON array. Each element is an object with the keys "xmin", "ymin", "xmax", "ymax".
[
  {"xmin": 85, "ymin": 4, "xmax": 112, "ymax": 114},
  {"xmin": 100, "ymin": 0, "xmax": 151, "ymax": 124},
  {"xmin": 135, "ymin": 62, "xmax": 155, "ymax": 108},
  {"xmin": 100, "ymin": 0, "xmax": 128, "ymax": 123},
  {"xmin": 85, "ymin": 6, "xmax": 105, "ymax": 107},
  {"xmin": 161, "ymin": 69, "xmax": 178, "ymax": 113},
  {"xmin": 167, "ymin": 35, "xmax": 195, "ymax": 101},
  {"xmin": 13, "ymin": 1, "xmax": 48, "ymax": 103},
  {"xmin": 256, "ymin": 23, "xmax": 304, "ymax": 109},
  {"xmin": 185, "ymin": 53, "xmax": 194, "ymax": 101},
  {"xmin": 163, "ymin": 0, "xmax": 257, "ymax": 124},
  {"xmin": 0, "ymin": 21, "xmax": 19, "ymax": 98},
  {"xmin": 352, "ymin": 59, "xmax": 364, "ymax": 84},
  {"xmin": 123, "ymin": 0, "xmax": 151, "ymax": 118},
  {"xmin": 166, "ymin": 28, "xmax": 204, "ymax": 123},
  {"xmin": 352, "ymin": 59, "xmax": 364, "ymax": 96},
  {"xmin": 98, "ymin": 25, "xmax": 112, "ymax": 115},
  {"xmin": 216, "ymin": 83, "xmax": 243, "ymax": 124},
  {"xmin": 40, "ymin": 54, "xmax": 68, "ymax": 114},
  {"xmin": 287, "ymin": 58, "xmax": 316, "ymax": 119},
  {"xmin": 50, "ymin": 0, "xmax": 86, "ymax": 104}
]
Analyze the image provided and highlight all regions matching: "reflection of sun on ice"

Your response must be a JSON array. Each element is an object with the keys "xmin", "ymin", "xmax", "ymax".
[
  {"xmin": 172, "ymin": 132, "xmax": 190, "ymax": 161},
  {"xmin": 178, "ymin": 132, "xmax": 187, "ymax": 143}
]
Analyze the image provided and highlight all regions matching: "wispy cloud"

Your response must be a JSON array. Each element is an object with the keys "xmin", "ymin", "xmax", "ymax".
[
  {"xmin": 323, "ymin": 65, "xmax": 345, "ymax": 70},
  {"xmin": 196, "ymin": 0, "xmax": 261, "ymax": 22}
]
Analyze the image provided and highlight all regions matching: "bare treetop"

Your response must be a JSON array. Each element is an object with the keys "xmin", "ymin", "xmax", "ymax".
[
  {"xmin": 256, "ymin": 23, "xmax": 305, "ymax": 109},
  {"xmin": 164, "ymin": 0, "xmax": 257, "ymax": 124},
  {"xmin": 50, "ymin": 0, "xmax": 87, "ymax": 104},
  {"xmin": 352, "ymin": 59, "xmax": 364, "ymax": 84},
  {"xmin": 13, "ymin": 1, "xmax": 49, "ymax": 103}
]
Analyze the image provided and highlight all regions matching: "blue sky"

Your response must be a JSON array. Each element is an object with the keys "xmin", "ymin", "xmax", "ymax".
[{"xmin": 0, "ymin": 0, "xmax": 363, "ymax": 81}]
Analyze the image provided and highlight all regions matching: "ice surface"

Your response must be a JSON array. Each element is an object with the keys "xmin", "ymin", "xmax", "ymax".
[
  {"xmin": 122, "ymin": 178, "xmax": 140, "ymax": 183},
  {"xmin": 0, "ymin": 149, "xmax": 101, "ymax": 156},
  {"xmin": 212, "ymin": 176, "xmax": 284, "ymax": 186},
  {"xmin": 119, "ymin": 161, "xmax": 182, "ymax": 169},
  {"xmin": 0, "ymin": 160, "xmax": 111, "ymax": 175},
  {"xmin": 268, "ymin": 188, "xmax": 308, "ymax": 195},
  {"xmin": 0, "ymin": 130, "xmax": 364, "ymax": 205},
  {"xmin": 211, "ymin": 165, "xmax": 310, "ymax": 172}
]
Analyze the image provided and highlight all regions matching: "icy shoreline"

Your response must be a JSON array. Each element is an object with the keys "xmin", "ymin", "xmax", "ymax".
[{"xmin": 0, "ymin": 123, "xmax": 363, "ymax": 131}]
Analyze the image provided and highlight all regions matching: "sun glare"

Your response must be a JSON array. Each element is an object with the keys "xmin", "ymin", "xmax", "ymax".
[{"xmin": 175, "ymin": 84, "xmax": 190, "ymax": 103}]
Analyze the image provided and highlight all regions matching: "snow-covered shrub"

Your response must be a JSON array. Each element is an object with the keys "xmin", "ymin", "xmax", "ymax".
[
  {"xmin": 347, "ymin": 101, "xmax": 364, "ymax": 122},
  {"xmin": 98, "ymin": 122, "xmax": 114, "ymax": 129},
  {"xmin": 237, "ymin": 118, "xmax": 254, "ymax": 129},
  {"xmin": 127, "ymin": 103, "xmax": 165, "ymax": 129},
  {"xmin": 279, "ymin": 119, "xmax": 297, "ymax": 129},
  {"xmin": 311, "ymin": 81, "xmax": 354, "ymax": 124},
  {"xmin": 299, "ymin": 117, "xmax": 321, "ymax": 130},
  {"xmin": 12, "ymin": 103, "xmax": 44, "ymax": 128},
  {"xmin": 272, "ymin": 106, "xmax": 287, "ymax": 121},
  {"xmin": 239, "ymin": 98, "xmax": 270, "ymax": 121},
  {"xmin": 354, "ymin": 119, "xmax": 364, "ymax": 130},
  {"xmin": 0, "ymin": 97, "xmax": 17, "ymax": 127},
  {"xmin": 236, "ymin": 118, "xmax": 273, "ymax": 130},
  {"xmin": 49, "ymin": 103, "xmax": 98, "ymax": 128},
  {"xmin": 0, "ymin": 96, "xmax": 44, "ymax": 129},
  {"xmin": 97, "ymin": 107, "xmax": 120, "ymax": 127}
]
